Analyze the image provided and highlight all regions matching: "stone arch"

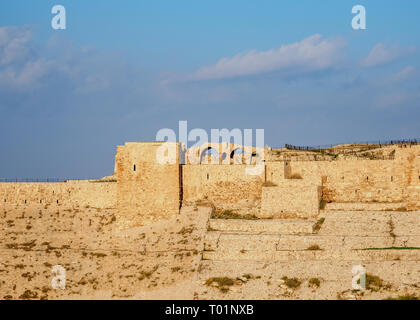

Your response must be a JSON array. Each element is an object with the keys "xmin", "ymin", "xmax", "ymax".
[
  {"xmin": 230, "ymin": 147, "xmax": 245, "ymax": 164},
  {"xmin": 249, "ymin": 152, "xmax": 261, "ymax": 165},
  {"xmin": 200, "ymin": 146, "xmax": 220, "ymax": 164},
  {"xmin": 230, "ymin": 147, "xmax": 245, "ymax": 159}
]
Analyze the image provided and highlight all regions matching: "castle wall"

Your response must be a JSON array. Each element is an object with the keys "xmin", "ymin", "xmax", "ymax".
[
  {"xmin": 260, "ymin": 181, "xmax": 321, "ymax": 219},
  {"xmin": 115, "ymin": 142, "xmax": 180, "ymax": 228},
  {"xmin": 287, "ymin": 146, "xmax": 420, "ymax": 204},
  {"xmin": 290, "ymin": 159, "xmax": 405, "ymax": 202},
  {"xmin": 407, "ymin": 186, "xmax": 420, "ymax": 210},
  {"xmin": 0, "ymin": 180, "xmax": 116, "ymax": 208},
  {"xmin": 1, "ymin": 143, "xmax": 418, "ymax": 229},
  {"xmin": 182, "ymin": 164, "xmax": 264, "ymax": 210},
  {"xmin": 265, "ymin": 162, "xmax": 290, "ymax": 183}
]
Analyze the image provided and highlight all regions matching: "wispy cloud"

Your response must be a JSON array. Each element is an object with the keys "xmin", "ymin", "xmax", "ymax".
[
  {"xmin": 0, "ymin": 26, "xmax": 68, "ymax": 91},
  {"xmin": 0, "ymin": 26, "xmax": 145, "ymax": 96},
  {"xmin": 393, "ymin": 65, "xmax": 416, "ymax": 82},
  {"xmin": 361, "ymin": 43, "xmax": 416, "ymax": 67},
  {"xmin": 185, "ymin": 34, "xmax": 346, "ymax": 81},
  {"xmin": 0, "ymin": 26, "xmax": 32, "ymax": 66}
]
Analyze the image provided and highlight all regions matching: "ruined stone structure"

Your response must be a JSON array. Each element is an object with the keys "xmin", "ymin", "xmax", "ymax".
[{"xmin": 1, "ymin": 142, "xmax": 419, "ymax": 229}]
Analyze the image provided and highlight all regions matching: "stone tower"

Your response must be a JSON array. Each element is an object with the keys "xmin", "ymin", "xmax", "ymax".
[{"xmin": 115, "ymin": 142, "xmax": 181, "ymax": 229}]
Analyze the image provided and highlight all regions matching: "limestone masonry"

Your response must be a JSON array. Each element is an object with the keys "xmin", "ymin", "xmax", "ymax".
[{"xmin": 1, "ymin": 141, "xmax": 419, "ymax": 228}]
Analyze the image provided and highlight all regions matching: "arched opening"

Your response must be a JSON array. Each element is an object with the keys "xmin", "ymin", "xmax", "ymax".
[
  {"xmin": 230, "ymin": 148, "xmax": 245, "ymax": 164},
  {"xmin": 250, "ymin": 152, "xmax": 261, "ymax": 164},
  {"xmin": 230, "ymin": 148, "xmax": 245, "ymax": 159},
  {"xmin": 200, "ymin": 147, "xmax": 219, "ymax": 164}
]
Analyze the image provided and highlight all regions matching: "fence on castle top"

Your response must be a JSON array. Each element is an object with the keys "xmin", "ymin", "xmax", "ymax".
[{"xmin": 284, "ymin": 138, "xmax": 419, "ymax": 152}]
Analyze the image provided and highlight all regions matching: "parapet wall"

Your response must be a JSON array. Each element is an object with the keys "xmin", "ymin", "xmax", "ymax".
[{"xmin": 0, "ymin": 180, "xmax": 116, "ymax": 208}]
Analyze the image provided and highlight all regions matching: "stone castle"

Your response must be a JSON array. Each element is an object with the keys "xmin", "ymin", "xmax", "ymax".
[{"xmin": 1, "ymin": 141, "xmax": 419, "ymax": 229}]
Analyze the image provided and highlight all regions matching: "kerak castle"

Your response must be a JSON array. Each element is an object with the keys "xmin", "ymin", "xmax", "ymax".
[
  {"xmin": 1, "ymin": 141, "xmax": 419, "ymax": 227},
  {"xmin": 1, "ymin": 140, "xmax": 420, "ymax": 299}
]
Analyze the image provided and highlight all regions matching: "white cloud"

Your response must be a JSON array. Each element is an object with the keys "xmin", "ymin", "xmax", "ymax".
[
  {"xmin": 393, "ymin": 65, "xmax": 415, "ymax": 82},
  {"xmin": 361, "ymin": 43, "xmax": 416, "ymax": 67},
  {"xmin": 186, "ymin": 34, "xmax": 345, "ymax": 81},
  {"xmin": 0, "ymin": 26, "xmax": 57, "ymax": 90},
  {"xmin": 0, "ymin": 26, "xmax": 121, "ymax": 93},
  {"xmin": 0, "ymin": 26, "xmax": 32, "ymax": 66}
]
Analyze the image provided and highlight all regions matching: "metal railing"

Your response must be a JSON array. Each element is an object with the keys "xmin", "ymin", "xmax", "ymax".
[{"xmin": 285, "ymin": 138, "xmax": 419, "ymax": 151}]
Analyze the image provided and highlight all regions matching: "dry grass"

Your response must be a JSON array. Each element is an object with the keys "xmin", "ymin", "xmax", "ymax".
[
  {"xmin": 388, "ymin": 218, "xmax": 396, "ymax": 241},
  {"xmin": 211, "ymin": 210, "xmax": 258, "ymax": 220},
  {"xmin": 18, "ymin": 290, "xmax": 38, "ymax": 300},
  {"xmin": 313, "ymin": 217, "xmax": 325, "ymax": 233},
  {"xmin": 281, "ymin": 276, "xmax": 301, "ymax": 289},
  {"xmin": 308, "ymin": 278, "xmax": 321, "ymax": 288},
  {"xmin": 306, "ymin": 244, "xmax": 321, "ymax": 251},
  {"xmin": 384, "ymin": 294, "xmax": 419, "ymax": 300},
  {"xmin": 177, "ymin": 226, "xmax": 194, "ymax": 235},
  {"xmin": 205, "ymin": 277, "xmax": 236, "ymax": 293},
  {"xmin": 359, "ymin": 273, "xmax": 391, "ymax": 292},
  {"xmin": 262, "ymin": 181, "xmax": 277, "ymax": 187},
  {"xmin": 362, "ymin": 247, "xmax": 420, "ymax": 250},
  {"xmin": 289, "ymin": 173, "xmax": 303, "ymax": 179}
]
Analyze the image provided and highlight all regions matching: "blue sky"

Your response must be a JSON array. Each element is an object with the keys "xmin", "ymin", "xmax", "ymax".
[{"xmin": 0, "ymin": 0, "xmax": 419, "ymax": 178}]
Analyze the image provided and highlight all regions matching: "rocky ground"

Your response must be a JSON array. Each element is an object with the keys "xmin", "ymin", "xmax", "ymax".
[
  {"xmin": 0, "ymin": 202, "xmax": 419, "ymax": 300},
  {"xmin": 0, "ymin": 203, "xmax": 208, "ymax": 299},
  {"xmin": 197, "ymin": 209, "xmax": 420, "ymax": 300}
]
